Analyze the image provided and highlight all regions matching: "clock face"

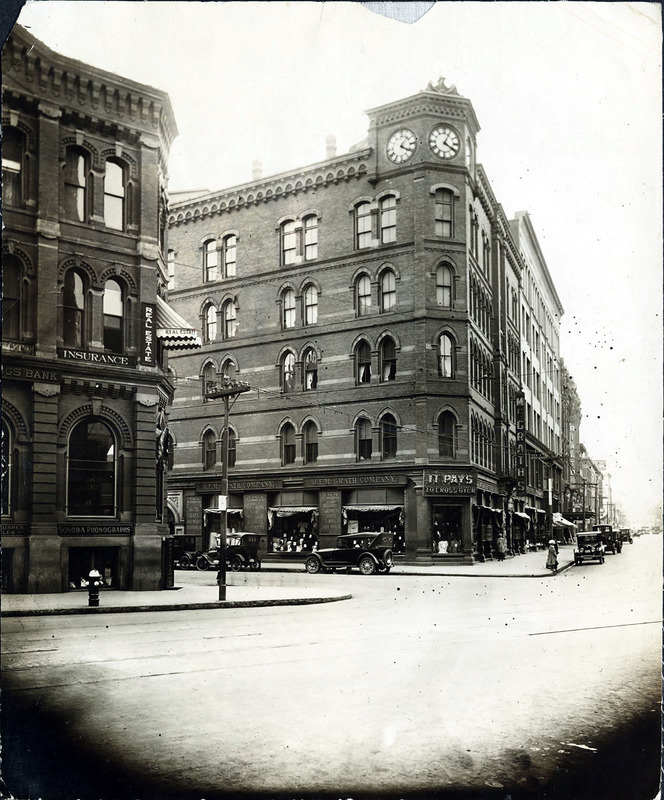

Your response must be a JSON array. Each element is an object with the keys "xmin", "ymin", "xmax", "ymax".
[
  {"xmin": 386, "ymin": 129, "xmax": 417, "ymax": 163},
  {"xmin": 429, "ymin": 126, "xmax": 460, "ymax": 159}
]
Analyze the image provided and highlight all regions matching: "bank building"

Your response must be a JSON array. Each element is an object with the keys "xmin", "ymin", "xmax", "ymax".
[{"xmin": 165, "ymin": 77, "xmax": 565, "ymax": 564}]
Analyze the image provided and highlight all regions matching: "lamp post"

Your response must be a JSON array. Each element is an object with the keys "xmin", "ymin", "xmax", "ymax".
[{"xmin": 205, "ymin": 378, "xmax": 251, "ymax": 600}]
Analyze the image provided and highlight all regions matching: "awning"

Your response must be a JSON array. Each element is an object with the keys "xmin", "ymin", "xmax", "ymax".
[
  {"xmin": 553, "ymin": 513, "xmax": 576, "ymax": 528},
  {"xmin": 343, "ymin": 504, "xmax": 403, "ymax": 512},
  {"xmin": 514, "ymin": 512, "xmax": 531, "ymax": 521},
  {"xmin": 155, "ymin": 295, "xmax": 201, "ymax": 350},
  {"xmin": 268, "ymin": 506, "xmax": 318, "ymax": 517}
]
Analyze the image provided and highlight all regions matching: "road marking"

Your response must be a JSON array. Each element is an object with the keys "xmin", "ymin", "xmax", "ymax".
[{"xmin": 530, "ymin": 620, "xmax": 661, "ymax": 636}]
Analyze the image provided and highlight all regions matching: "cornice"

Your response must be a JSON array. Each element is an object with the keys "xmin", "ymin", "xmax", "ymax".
[
  {"xmin": 2, "ymin": 25, "xmax": 177, "ymax": 151},
  {"xmin": 168, "ymin": 150, "xmax": 373, "ymax": 227},
  {"xmin": 366, "ymin": 90, "xmax": 480, "ymax": 136}
]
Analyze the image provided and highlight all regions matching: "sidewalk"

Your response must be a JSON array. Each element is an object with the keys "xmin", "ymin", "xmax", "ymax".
[{"xmin": 1, "ymin": 547, "xmax": 575, "ymax": 618}]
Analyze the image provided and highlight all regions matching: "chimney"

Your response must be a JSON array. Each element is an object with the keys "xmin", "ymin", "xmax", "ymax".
[
  {"xmin": 325, "ymin": 135, "xmax": 337, "ymax": 160},
  {"xmin": 252, "ymin": 159, "xmax": 262, "ymax": 181}
]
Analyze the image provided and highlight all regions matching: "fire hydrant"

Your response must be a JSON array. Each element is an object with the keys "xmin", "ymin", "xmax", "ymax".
[{"xmin": 88, "ymin": 569, "xmax": 102, "ymax": 607}]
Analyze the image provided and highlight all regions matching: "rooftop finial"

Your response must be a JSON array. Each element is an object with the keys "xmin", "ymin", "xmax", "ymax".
[{"xmin": 423, "ymin": 77, "xmax": 459, "ymax": 96}]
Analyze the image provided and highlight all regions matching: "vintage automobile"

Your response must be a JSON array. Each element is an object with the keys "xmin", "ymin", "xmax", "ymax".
[
  {"xmin": 574, "ymin": 532, "xmax": 606, "ymax": 565},
  {"xmin": 619, "ymin": 528, "xmax": 633, "ymax": 544},
  {"xmin": 196, "ymin": 533, "xmax": 263, "ymax": 572},
  {"xmin": 592, "ymin": 524, "xmax": 622, "ymax": 554},
  {"xmin": 177, "ymin": 550, "xmax": 202, "ymax": 569},
  {"xmin": 304, "ymin": 532, "xmax": 394, "ymax": 575}
]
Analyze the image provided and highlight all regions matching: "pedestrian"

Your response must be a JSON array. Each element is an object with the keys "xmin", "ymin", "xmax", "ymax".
[
  {"xmin": 496, "ymin": 534, "xmax": 507, "ymax": 561},
  {"xmin": 546, "ymin": 539, "xmax": 558, "ymax": 572}
]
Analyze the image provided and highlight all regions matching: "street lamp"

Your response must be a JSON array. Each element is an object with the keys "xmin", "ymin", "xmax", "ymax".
[{"xmin": 205, "ymin": 377, "xmax": 251, "ymax": 600}]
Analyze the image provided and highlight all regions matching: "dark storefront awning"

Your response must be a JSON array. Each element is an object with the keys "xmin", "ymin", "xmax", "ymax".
[
  {"xmin": 155, "ymin": 295, "xmax": 201, "ymax": 350},
  {"xmin": 553, "ymin": 512, "xmax": 576, "ymax": 528}
]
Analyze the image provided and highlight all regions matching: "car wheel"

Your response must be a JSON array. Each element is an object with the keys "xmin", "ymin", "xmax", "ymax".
[
  {"xmin": 384, "ymin": 549, "xmax": 394, "ymax": 568},
  {"xmin": 196, "ymin": 556, "xmax": 210, "ymax": 571},
  {"xmin": 179, "ymin": 555, "xmax": 191, "ymax": 569},
  {"xmin": 305, "ymin": 556, "xmax": 321, "ymax": 574},
  {"xmin": 250, "ymin": 560, "xmax": 261, "ymax": 570},
  {"xmin": 229, "ymin": 555, "xmax": 243, "ymax": 571},
  {"xmin": 358, "ymin": 555, "xmax": 376, "ymax": 575}
]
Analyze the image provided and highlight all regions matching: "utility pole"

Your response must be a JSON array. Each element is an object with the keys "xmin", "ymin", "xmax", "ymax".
[{"xmin": 205, "ymin": 378, "xmax": 251, "ymax": 600}]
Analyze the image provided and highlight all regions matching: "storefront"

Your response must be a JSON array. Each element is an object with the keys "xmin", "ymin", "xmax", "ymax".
[{"xmin": 422, "ymin": 468, "xmax": 476, "ymax": 563}]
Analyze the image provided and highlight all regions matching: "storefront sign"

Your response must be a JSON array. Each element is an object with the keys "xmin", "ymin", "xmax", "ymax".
[
  {"xmin": 228, "ymin": 479, "xmax": 283, "ymax": 491},
  {"xmin": 423, "ymin": 470, "xmax": 476, "ymax": 495},
  {"xmin": 141, "ymin": 302, "xmax": 156, "ymax": 366},
  {"xmin": 196, "ymin": 481, "xmax": 223, "ymax": 494},
  {"xmin": 1, "ymin": 523, "xmax": 29, "ymax": 534},
  {"xmin": 305, "ymin": 474, "xmax": 407, "ymax": 488},
  {"xmin": 4, "ymin": 365, "xmax": 59, "ymax": 382},
  {"xmin": 57, "ymin": 524, "xmax": 133, "ymax": 535},
  {"xmin": 58, "ymin": 348, "xmax": 136, "ymax": 367},
  {"xmin": 185, "ymin": 495, "xmax": 203, "ymax": 537},
  {"xmin": 515, "ymin": 391, "xmax": 526, "ymax": 493},
  {"xmin": 2, "ymin": 341, "xmax": 35, "ymax": 355}
]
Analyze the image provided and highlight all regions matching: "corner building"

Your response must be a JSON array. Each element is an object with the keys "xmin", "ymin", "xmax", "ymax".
[
  {"xmin": 1, "ymin": 27, "xmax": 198, "ymax": 592},
  {"xmin": 167, "ymin": 79, "xmax": 557, "ymax": 564}
]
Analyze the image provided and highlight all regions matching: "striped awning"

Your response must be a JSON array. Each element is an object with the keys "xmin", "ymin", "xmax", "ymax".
[{"xmin": 155, "ymin": 295, "xmax": 201, "ymax": 350}]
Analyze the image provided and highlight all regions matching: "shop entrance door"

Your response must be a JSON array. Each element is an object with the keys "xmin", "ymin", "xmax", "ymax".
[
  {"xmin": 1, "ymin": 548, "xmax": 14, "ymax": 592},
  {"xmin": 432, "ymin": 506, "xmax": 463, "ymax": 554},
  {"xmin": 68, "ymin": 547, "xmax": 119, "ymax": 590}
]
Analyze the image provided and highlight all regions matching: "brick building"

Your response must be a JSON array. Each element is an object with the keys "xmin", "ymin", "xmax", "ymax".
[
  {"xmin": 1, "ymin": 26, "xmax": 199, "ymax": 592},
  {"xmin": 164, "ymin": 78, "xmax": 564, "ymax": 564}
]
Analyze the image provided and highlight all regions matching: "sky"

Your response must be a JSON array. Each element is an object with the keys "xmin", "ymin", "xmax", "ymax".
[{"xmin": 11, "ymin": 1, "xmax": 664, "ymax": 526}]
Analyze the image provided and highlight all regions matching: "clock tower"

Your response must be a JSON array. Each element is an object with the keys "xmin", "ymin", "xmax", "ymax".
[{"xmin": 365, "ymin": 77, "xmax": 480, "ymax": 178}]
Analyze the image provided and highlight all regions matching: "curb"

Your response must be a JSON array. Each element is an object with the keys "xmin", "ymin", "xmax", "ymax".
[
  {"xmin": 259, "ymin": 563, "xmax": 576, "ymax": 579},
  {"xmin": 1, "ymin": 593, "xmax": 352, "ymax": 618}
]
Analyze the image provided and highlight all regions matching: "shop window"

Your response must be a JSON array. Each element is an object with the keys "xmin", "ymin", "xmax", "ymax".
[
  {"xmin": 303, "ymin": 348, "xmax": 318, "ymax": 390},
  {"xmin": 281, "ymin": 351, "xmax": 296, "ymax": 392},
  {"xmin": 202, "ymin": 430, "xmax": 217, "ymax": 470},
  {"xmin": 64, "ymin": 147, "xmax": 89, "ymax": 222},
  {"xmin": 281, "ymin": 220, "xmax": 297, "ymax": 265},
  {"xmin": 355, "ymin": 340, "xmax": 372, "ymax": 384},
  {"xmin": 356, "ymin": 274, "xmax": 371, "ymax": 317},
  {"xmin": 379, "ymin": 337, "xmax": 397, "ymax": 382},
  {"xmin": 103, "ymin": 278, "xmax": 124, "ymax": 353},
  {"xmin": 223, "ymin": 300, "xmax": 237, "ymax": 338},
  {"xmin": 380, "ymin": 414, "xmax": 397, "ymax": 459},
  {"xmin": 204, "ymin": 239, "xmax": 218, "ymax": 282},
  {"xmin": 303, "ymin": 422, "xmax": 318, "ymax": 464},
  {"xmin": 104, "ymin": 159, "xmax": 126, "ymax": 231},
  {"xmin": 1, "ymin": 127, "xmax": 24, "ymax": 207},
  {"xmin": 438, "ymin": 333, "xmax": 455, "ymax": 378},
  {"xmin": 380, "ymin": 269, "xmax": 396, "ymax": 312},
  {"xmin": 282, "ymin": 288, "xmax": 296, "ymax": 329},
  {"xmin": 303, "ymin": 215, "xmax": 318, "ymax": 260},
  {"xmin": 436, "ymin": 264, "xmax": 453, "ymax": 308},
  {"xmin": 303, "ymin": 284, "xmax": 318, "ymax": 325},
  {"xmin": 434, "ymin": 189, "xmax": 454, "ymax": 237},
  {"xmin": 2, "ymin": 255, "xmax": 22, "ymax": 341},
  {"xmin": 356, "ymin": 418, "xmax": 372, "ymax": 461},
  {"xmin": 438, "ymin": 411, "xmax": 457, "ymax": 458},
  {"xmin": 67, "ymin": 419, "xmax": 116, "ymax": 516},
  {"xmin": 62, "ymin": 268, "xmax": 88, "ymax": 348},
  {"xmin": 355, "ymin": 202, "xmax": 372, "ymax": 249},
  {"xmin": 222, "ymin": 234, "xmax": 237, "ymax": 277},
  {"xmin": 281, "ymin": 423, "xmax": 296, "ymax": 465},
  {"xmin": 1, "ymin": 419, "xmax": 11, "ymax": 516},
  {"xmin": 380, "ymin": 195, "xmax": 396, "ymax": 244},
  {"xmin": 204, "ymin": 304, "xmax": 217, "ymax": 342}
]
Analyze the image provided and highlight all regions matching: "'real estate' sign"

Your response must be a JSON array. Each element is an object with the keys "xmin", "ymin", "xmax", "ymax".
[
  {"xmin": 57, "ymin": 524, "xmax": 133, "ymax": 535},
  {"xmin": 58, "ymin": 348, "xmax": 136, "ymax": 367},
  {"xmin": 141, "ymin": 302, "xmax": 156, "ymax": 366},
  {"xmin": 423, "ymin": 469, "xmax": 476, "ymax": 495}
]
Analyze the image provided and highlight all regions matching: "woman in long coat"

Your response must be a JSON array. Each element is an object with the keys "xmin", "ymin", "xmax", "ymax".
[{"xmin": 546, "ymin": 540, "xmax": 558, "ymax": 572}]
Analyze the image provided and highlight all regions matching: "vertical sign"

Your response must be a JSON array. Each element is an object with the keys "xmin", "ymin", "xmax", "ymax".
[
  {"xmin": 515, "ymin": 391, "xmax": 526, "ymax": 493},
  {"xmin": 141, "ymin": 302, "xmax": 156, "ymax": 366}
]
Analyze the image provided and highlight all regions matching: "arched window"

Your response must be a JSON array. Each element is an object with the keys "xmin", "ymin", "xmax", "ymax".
[
  {"xmin": 2, "ymin": 255, "xmax": 21, "ymax": 341},
  {"xmin": 223, "ymin": 300, "xmax": 237, "ymax": 338},
  {"xmin": 67, "ymin": 419, "xmax": 116, "ymax": 516},
  {"xmin": 62, "ymin": 268, "xmax": 87, "ymax": 348},
  {"xmin": 281, "ymin": 220, "xmax": 297, "ymax": 265},
  {"xmin": 436, "ymin": 264, "xmax": 453, "ymax": 308},
  {"xmin": 438, "ymin": 411, "xmax": 457, "ymax": 458},
  {"xmin": 221, "ymin": 358, "xmax": 236, "ymax": 380},
  {"xmin": 380, "ymin": 195, "xmax": 396, "ymax": 243},
  {"xmin": 227, "ymin": 428, "xmax": 237, "ymax": 468},
  {"xmin": 2, "ymin": 127, "xmax": 24, "ymax": 207},
  {"xmin": 303, "ymin": 285, "xmax": 318, "ymax": 325},
  {"xmin": 103, "ymin": 278, "xmax": 124, "ymax": 353},
  {"xmin": 380, "ymin": 414, "xmax": 397, "ymax": 459},
  {"xmin": 204, "ymin": 239, "xmax": 218, "ymax": 282},
  {"xmin": 104, "ymin": 159, "xmax": 126, "ymax": 231},
  {"xmin": 281, "ymin": 423, "xmax": 296, "ymax": 465},
  {"xmin": 438, "ymin": 333, "xmax": 454, "ymax": 378},
  {"xmin": 303, "ymin": 421, "xmax": 318, "ymax": 464},
  {"xmin": 356, "ymin": 202, "xmax": 372, "ymax": 249},
  {"xmin": 2, "ymin": 419, "xmax": 12, "ymax": 516},
  {"xmin": 379, "ymin": 337, "xmax": 397, "ymax": 382},
  {"xmin": 282, "ymin": 289, "xmax": 296, "ymax": 329},
  {"xmin": 64, "ymin": 147, "xmax": 88, "ymax": 222},
  {"xmin": 303, "ymin": 215, "xmax": 318, "ymax": 260},
  {"xmin": 205, "ymin": 304, "xmax": 217, "ymax": 343},
  {"xmin": 434, "ymin": 189, "xmax": 454, "ymax": 237},
  {"xmin": 167, "ymin": 249, "xmax": 176, "ymax": 290},
  {"xmin": 281, "ymin": 351, "xmax": 295, "ymax": 392},
  {"xmin": 202, "ymin": 363, "xmax": 217, "ymax": 399},
  {"xmin": 356, "ymin": 418, "xmax": 372, "ymax": 461},
  {"xmin": 303, "ymin": 348, "xmax": 318, "ymax": 390},
  {"xmin": 355, "ymin": 340, "xmax": 371, "ymax": 384},
  {"xmin": 356, "ymin": 274, "xmax": 372, "ymax": 317},
  {"xmin": 222, "ymin": 234, "xmax": 237, "ymax": 277},
  {"xmin": 202, "ymin": 430, "xmax": 217, "ymax": 470},
  {"xmin": 380, "ymin": 269, "xmax": 396, "ymax": 312}
]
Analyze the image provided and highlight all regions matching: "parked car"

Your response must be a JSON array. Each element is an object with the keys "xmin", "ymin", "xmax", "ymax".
[
  {"xmin": 592, "ymin": 524, "xmax": 622, "ymax": 554},
  {"xmin": 178, "ymin": 550, "xmax": 202, "ymax": 569},
  {"xmin": 574, "ymin": 532, "xmax": 606, "ymax": 565},
  {"xmin": 196, "ymin": 533, "xmax": 263, "ymax": 572},
  {"xmin": 304, "ymin": 532, "xmax": 394, "ymax": 575},
  {"xmin": 619, "ymin": 528, "xmax": 633, "ymax": 545}
]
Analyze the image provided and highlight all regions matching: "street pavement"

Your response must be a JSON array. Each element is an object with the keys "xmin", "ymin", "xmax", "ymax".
[{"xmin": 1, "ymin": 545, "xmax": 575, "ymax": 617}]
